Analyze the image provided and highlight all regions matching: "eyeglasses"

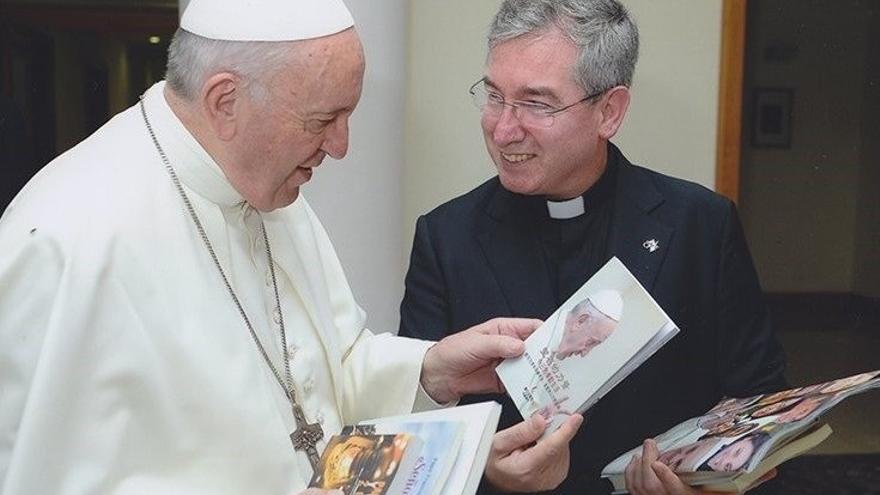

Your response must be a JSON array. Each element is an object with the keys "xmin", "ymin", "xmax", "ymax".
[{"xmin": 468, "ymin": 78, "xmax": 607, "ymax": 128}]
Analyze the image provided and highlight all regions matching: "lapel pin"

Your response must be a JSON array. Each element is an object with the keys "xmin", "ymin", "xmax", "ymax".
[{"xmin": 643, "ymin": 239, "xmax": 660, "ymax": 253}]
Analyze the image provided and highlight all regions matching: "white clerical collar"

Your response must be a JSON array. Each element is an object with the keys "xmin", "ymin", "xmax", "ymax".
[
  {"xmin": 546, "ymin": 196, "xmax": 585, "ymax": 219},
  {"xmin": 142, "ymin": 81, "xmax": 244, "ymax": 207}
]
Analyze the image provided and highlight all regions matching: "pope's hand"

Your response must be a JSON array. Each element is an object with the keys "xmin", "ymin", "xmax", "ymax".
[
  {"xmin": 485, "ymin": 413, "xmax": 583, "ymax": 492},
  {"xmin": 624, "ymin": 439, "xmax": 777, "ymax": 495},
  {"xmin": 419, "ymin": 317, "xmax": 542, "ymax": 403}
]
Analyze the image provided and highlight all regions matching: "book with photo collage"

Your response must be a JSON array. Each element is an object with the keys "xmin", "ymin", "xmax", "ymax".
[{"xmin": 601, "ymin": 370, "xmax": 880, "ymax": 493}]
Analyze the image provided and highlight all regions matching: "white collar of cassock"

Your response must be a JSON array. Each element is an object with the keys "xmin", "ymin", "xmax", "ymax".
[
  {"xmin": 546, "ymin": 195, "xmax": 585, "ymax": 219},
  {"xmin": 142, "ymin": 81, "xmax": 244, "ymax": 207}
]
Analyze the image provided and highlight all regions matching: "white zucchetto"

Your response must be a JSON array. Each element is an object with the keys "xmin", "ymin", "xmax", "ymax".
[{"xmin": 181, "ymin": 0, "xmax": 355, "ymax": 42}]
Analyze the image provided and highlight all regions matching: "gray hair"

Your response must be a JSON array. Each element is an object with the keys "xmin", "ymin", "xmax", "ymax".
[
  {"xmin": 165, "ymin": 29, "xmax": 298, "ymax": 102},
  {"xmin": 488, "ymin": 0, "xmax": 639, "ymax": 94}
]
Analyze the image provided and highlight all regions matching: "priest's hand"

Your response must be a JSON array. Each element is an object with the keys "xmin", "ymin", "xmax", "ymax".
[
  {"xmin": 485, "ymin": 413, "xmax": 583, "ymax": 492},
  {"xmin": 624, "ymin": 439, "xmax": 777, "ymax": 495},
  {"xmin": 419, "ymin": 317, "xmax": 542, "ymax": 403}
]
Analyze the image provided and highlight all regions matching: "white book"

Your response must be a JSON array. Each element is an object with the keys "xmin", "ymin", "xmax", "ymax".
[
  {"xmin": 360, "ymin": 401, "xmax": 502, "ymax": 495},
  {"xmin": 344, "ymin": 420, "xmax": 463, "ymax": 495},
  {"xmin": 496, "ymin": 256, "xmax": 679, "ymax": 433}
]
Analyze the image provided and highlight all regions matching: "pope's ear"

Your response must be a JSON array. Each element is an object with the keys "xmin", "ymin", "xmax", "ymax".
[
  {"xmin": 199, "ymin": 72, "xmax": 241, "ymax": 141},
  {"xmin": 597, "ymin": 86, "xmax": 631, "ymax": 140}
]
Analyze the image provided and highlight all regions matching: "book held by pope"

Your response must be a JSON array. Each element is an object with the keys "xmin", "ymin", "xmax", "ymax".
[{"xmin": 308, "ymin": 401, "xmax": 502, "ymax": 495}]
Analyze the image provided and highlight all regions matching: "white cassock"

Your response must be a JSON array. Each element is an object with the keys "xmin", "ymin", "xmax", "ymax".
[{"xmin": 0, "ymin": 81, "xmax": 434, "ymax": 494}]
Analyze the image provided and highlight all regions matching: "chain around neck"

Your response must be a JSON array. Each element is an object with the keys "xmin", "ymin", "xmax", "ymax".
[{"xmin": 138, "ymin": 97, "xmax": 299, "ymax": 405}]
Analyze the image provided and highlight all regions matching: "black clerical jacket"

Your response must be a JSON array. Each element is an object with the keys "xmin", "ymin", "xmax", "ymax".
[{"xmin": 399, "ymin": 144, "xmax": 787, "ymax": 494}]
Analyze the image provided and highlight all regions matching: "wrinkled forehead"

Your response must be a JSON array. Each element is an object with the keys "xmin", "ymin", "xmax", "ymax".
[
  {"xmin": 292, "ymin": 27, "xmax": 364, "ymax": 73},
  {"xmin": 271, "ymin": 28, "xmax": 365, "ymax": 109}
]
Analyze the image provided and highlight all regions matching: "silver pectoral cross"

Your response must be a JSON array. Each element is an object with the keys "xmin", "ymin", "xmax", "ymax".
[{"xmin": 289, "ymin": 402, "xmax": 324, "ymax": 473}]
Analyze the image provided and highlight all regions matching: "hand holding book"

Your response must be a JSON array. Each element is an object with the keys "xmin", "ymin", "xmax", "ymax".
[
  {"xmin": 621, "ymin": 439, "xmax": 776, "ymax": 495},
  {"xmin": 603, "ymin": 370, "xmax": 880, "ymax": 493},
  {"xmin": 490, "ymin": 258, "xmax": 880, "ymax": 493},
  {"xmin": 495, "ymin": 257, "xmax": 679, "ymax": 434},
  {"xmin": 484, "ymin": 413, "xmax": 584, "ymax": 493},
  {"xmin": 420, "ymin": 317, "xmax": 540, "ymax": 403}
]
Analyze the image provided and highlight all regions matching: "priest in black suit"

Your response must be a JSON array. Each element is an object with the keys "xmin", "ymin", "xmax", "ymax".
[{"xmin": 399, "ymin": 1, "xmax": 787, "ymax": 494}]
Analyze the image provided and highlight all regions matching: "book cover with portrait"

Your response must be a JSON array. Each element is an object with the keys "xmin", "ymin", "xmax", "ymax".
[
  {"xmin": 601, "ymin": 370, "xmax": 880, "ymax": 492},
  {"xmin": 495, "ymin": 256, "xmax": 679, "ymax": 433}
]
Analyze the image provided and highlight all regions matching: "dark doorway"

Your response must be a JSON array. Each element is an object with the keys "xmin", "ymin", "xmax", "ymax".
[
  {"xmin": 739, "ymin": 0, "xmax": 880, "ymax": 458},
  {"xmin": 0, "ymin": 1, "xmax": 177, "ymax": 210}
]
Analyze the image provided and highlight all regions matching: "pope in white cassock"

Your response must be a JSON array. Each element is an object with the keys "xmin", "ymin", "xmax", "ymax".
[{"xmin": 0, "ymin": 0, "xmax": 584, "ymax": 494}]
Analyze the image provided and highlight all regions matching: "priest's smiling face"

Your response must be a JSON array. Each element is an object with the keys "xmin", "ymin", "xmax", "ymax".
[
  {"xmin": 231, "ymin": 28, "xmax": 365, "ymax": 211},
  {"xmin": 480, "ymin": 27, "xmax": 619, "ymax": 200}
]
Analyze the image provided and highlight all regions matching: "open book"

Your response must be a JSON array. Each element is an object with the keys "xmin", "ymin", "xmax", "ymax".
[
  {"xmin": 601, "ymin": 370, "xmax": 880, "ymax": 493},
  {"xmin": 495, "ymin": 256, "xmax": 679, "ymax": 433},
  {"xmin": 309, "ymin": 401, "xmax": 502, "ymax": 495}
]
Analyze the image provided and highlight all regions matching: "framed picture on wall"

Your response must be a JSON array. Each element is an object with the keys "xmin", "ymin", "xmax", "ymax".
[{"xmin": 752, "ymin": 88, "xmax": 793, "ymax": 148}]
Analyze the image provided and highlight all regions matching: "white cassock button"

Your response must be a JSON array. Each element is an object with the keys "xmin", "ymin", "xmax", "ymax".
[
  {"xmin": 265, "ymin": 270, "xmax": 273, "ymax": 287},
  {"xmin": 272, "ymin": 307, "xmax": 282, "ymax": 325},
  {"xmin": 287, "ymin": 343, "xmax": 298, "ymax": 357},
  {"xmin": 303, "ymin": 376, "xmax": 315, "ymax": 392}
]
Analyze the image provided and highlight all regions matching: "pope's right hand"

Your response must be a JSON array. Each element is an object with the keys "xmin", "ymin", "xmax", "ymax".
[{"xmin": 484, "ymin": 413, "xmax": 583, "ymax": 492}]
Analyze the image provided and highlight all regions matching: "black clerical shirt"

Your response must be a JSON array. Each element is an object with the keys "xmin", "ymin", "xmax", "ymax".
[{"xmin": 539, "ymin": 154, "xmax": 618, "ymax": 306}]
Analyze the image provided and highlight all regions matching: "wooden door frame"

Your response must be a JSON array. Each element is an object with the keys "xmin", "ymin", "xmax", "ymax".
[{"xmin": 715, "ymin": 0, "xmax": 747, "ymax": 203}]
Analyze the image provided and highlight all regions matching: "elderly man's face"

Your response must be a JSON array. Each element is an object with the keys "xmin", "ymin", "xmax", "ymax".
[
  {"xmin": 234, "ymin": 28, "xmax": 365, "ymax": 211},
  {"xmin": 480, "ymin": 27, "xmax": 606, "ymax": 200},
  {"xmin": 555, "ymin": 301, "xmax": 617, "ymax": 359}
]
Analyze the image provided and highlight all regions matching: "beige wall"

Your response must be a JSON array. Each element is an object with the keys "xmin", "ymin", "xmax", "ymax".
[
  {"xmin": 304, "ymin": 0, "xmax": 409, "ymax": 333},
  {"xmin": 403, "ymin": 0, "xmax": 724, "ymax": 258},
  {"xmin": 613, "ymin": 1, "xmax": 722, "ymax": 189},
  {"xmin": 740, "ymin": 0, "xmax": 871, "ymax": 293},
  {"xmin": 404, "ymin": 0, "xmax": 501, "ymax": 263}
]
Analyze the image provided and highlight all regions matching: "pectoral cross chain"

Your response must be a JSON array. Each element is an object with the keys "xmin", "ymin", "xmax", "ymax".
[
  {"xmin": 290, "ymin": 402, "xmax": 324, "ymax": 472},
  {"xmin": 141, "ymin": 100, "xmax": 326, "ymax": 477}
]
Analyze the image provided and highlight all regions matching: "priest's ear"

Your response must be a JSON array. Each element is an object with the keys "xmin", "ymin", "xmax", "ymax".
[
  {"xmin": 199, "ymin": 72, "xmax": 244, "ymax": 141},
  {"xmin": 596, "ymin": 86, "xmax": 631, "ymax": 140}
]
